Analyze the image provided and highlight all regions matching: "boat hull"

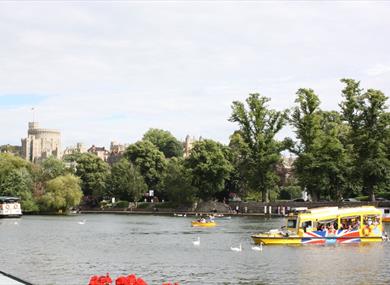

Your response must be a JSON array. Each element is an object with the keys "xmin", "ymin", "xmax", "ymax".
[
  {"xmin": 382, "ymin": 216, "xmax": 390, "ymax": 222},
  {"xmin": 252, "ymin": 230, "xmax": 383, "ymax": 245},
  {"xmin": 191, "ymin": 221, "xmax": 216, "ymax": 227}
]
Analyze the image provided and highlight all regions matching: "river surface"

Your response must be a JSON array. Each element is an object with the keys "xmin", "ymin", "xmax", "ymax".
[{"xmin": 0, "ymin": 214, "xmax": 390, "ymax": 285}]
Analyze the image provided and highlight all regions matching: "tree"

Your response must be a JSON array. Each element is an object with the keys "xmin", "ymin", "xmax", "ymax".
[
  {"xmin": 340, "ymin": 79, "xmax": 390, "ymax": 201},
  {"xmin": 66, "ymin": 153, "xmax": 110, "ymax": 201},
  {"xmin": 143, "ymin": 128, "xmax": 183, "ymax": 158},
  {"xmin": 109, "ymin": 159, "xmax": 147, "ymax": 202},
  {"xmin": 124, "ymin": 141, "xmax": 167, "ymax": 194},
  {"xmin": 163, "ymin": 158, "xmax": 197, "ymax": 206},
  {"xmin": 185, "ymin": 139, "xmax": 233, "ymax": 201},
  {"xmin": 229, "ymin": 94, "xmax": 287, "ymax": 202},
  {"xmin": 290, "ymin": 89, "xmax": 353, "ymax": 201},
  {"xmin": 40, "ymin": 156, "xmax": 68, "ymax": 181},
  {"xmin": 1, "ymin": 167, "xmax": 39, "ymax": 211},
  {"xmin": 0, "ymin": 153, "xmax": 38, "ymax": 211},
  {"xmin": 39, "ymin": 174, "xmax": 83, "ymax": 212}
]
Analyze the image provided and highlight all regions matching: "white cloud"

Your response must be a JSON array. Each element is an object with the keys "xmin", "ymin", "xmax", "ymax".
[
  {"xmin": 1, "ymin": 2, "xmax": 390, "ymax": 147},
  {"xmin": 366, "ymin": 64, "xmax": 390, "ymax": 77}
]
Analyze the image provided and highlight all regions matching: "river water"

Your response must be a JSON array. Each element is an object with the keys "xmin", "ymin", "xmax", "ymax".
[{"xmin": 0, "ymin": 214, "xmax": 389, "ymax": 285}]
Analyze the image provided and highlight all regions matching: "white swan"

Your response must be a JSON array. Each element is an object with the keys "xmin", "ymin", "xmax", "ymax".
[
  {"xmin": 230, "ymin": 243, "xmax": 242, "ymax": 252},
  {"xmin": 78, "ymin": 219, "xmax": 86, "ymax": 225},
  {"xmin": 251, "ymin": 243, "xmax": 263, "ymax": 251},
  {"xmin": 192, "ymin": 237, "xmax": 200, "ymax": 246}
]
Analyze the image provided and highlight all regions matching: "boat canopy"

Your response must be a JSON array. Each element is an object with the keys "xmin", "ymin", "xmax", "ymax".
[
  {"xmin": 298, "ymin": 206, "xmax": 381, "ymax": 222},
  {"xmin": 0, "ymin": 196, "xmax": 20, "ymax": 203}
]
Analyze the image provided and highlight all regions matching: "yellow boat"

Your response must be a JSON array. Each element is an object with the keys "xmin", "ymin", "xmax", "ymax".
[
  {"xmin": 191, "ymin": 220, "xmax": 217, "ymax": 227},
  {"xmin": 252, "ymin": 206, "xmax": 384, "ymax": 245}
]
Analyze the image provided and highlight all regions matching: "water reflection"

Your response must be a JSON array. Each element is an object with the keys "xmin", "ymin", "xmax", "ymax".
[{"xmin": 0, "ymin": 215, "xmax": 389, "ymax": 285}]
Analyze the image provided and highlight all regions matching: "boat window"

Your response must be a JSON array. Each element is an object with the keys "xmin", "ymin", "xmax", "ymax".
[
  {"xmin": 363, "ymin": 215, "xmax": 380, "ymax": 227},
  {"xmin": 287, "ymin": 219, "xmax": 297, "ymax": 228},
  {"xmin": 385, "ymin": 209, "xmax": 390, "ymax": 214},
  {"xmin": 316, "ymin": 219, "xmax": 338, "ymax": 231},
  {"xmin": 340, "ymin": 216, "xmax": 360, "ymax": 231},
  {"xmin": 301, "ymin": 221, "xmax": 313, "ymax": 232}
]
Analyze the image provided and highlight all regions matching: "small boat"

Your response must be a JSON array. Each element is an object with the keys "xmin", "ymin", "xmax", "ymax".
[
  {"xmin": 191, "ymin": 218, "xmax": 217, "ymax": 227},
  {"xmin": 380, "ymin": 208, "xmax": 390, "ymax": 222},
  {"xmin": 252, "ymin": 206, "xmax": 384, "ymax": 245},
  {"xmin": 0, "ymin": 196, "xmax": 22, "ymax": 218}
]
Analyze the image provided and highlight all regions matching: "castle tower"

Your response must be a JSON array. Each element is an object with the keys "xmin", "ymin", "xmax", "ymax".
[{"xmin": 21, "ymin": 122, "xmax": 62, "ymax": 162}]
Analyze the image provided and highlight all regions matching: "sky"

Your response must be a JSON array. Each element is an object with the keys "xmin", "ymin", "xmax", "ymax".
[{"xmin": 1, "ymin": 1, "xmax": 390, "ymax": 148}]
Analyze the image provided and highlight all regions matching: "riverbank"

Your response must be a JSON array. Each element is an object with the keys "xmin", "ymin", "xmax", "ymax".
[{"xmin": 78, "ymin": 200, "xmax": 390, "ymax": 217}]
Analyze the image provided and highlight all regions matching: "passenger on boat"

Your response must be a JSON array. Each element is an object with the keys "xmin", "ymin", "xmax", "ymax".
[{"xmin": 327, "ymin": 223, "xmax": 336, "ymax": 235}]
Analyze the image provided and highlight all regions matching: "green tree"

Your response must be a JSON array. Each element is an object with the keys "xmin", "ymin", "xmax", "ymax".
[
  {"xmin": 124, "ymin": 141, "xmax": 167, "ymax": 194},
  {"xmin": 185, "ymin": 139, "xmax": 233, "ymax": 201},
  {"xmin": 39, "ymin": 174, "xmax": 83, "ymax": 212},
  {"xmin": 291, "ymin": 89, "xmax": 354, "ymax": 201},
  {"xmin": 340, "ymin": 79, "xmax": 390, "ymax": 201},
  {"xmin": 65, "ymin": 153, "xmax": 110, "ymax": 201},
  {"xmin": 40, "ymin": 156, "xmax": 68, "ymax": 181},
  {"xmin": 143, "ymin": 128, "xmax": 183, "ymax": 158},
  {"xmin": 0, "ymin": 154, "xmax": 38, "ymax": 211},
  {"xmin": 163, "ymin": 158, "xmax": 197, "ymax": 206},
  {"xmin": 1, "ymin": 168, "xmax": 38, "ymax": 211},
  {"xmin": 229, "ymin": 94, "xmax": 287, "ymax": 202},
  {"xmin": 109, "ymin": 159, "xmax": 147, "ymax": 202}
]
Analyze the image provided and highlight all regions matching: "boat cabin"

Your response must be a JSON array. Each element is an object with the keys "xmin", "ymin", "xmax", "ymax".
[
  {"xmin": 0, "ymin": 196, "xmax": 22, "ymax": 218},
  {"xmin": 287, "ymin": 206, "xmax": 382, "ymax": 238}
]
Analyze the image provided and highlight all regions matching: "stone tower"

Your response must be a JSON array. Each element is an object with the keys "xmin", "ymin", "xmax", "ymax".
[{"xmin": 21, "ymin": 122, "xmax": 62, "ymax": 162}]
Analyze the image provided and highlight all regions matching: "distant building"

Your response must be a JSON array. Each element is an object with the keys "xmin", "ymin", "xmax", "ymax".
[
  {"xmin": 107, "ymin": 141, "xmax": 128, "ymax": 165},
  {"xmin": 183, "ymin": 135, "xmax": 201, "ymax": 158},
  {"xmin": 21, "ymin": 122, "xmax": 61, "ymax": 162},
  {"xmin": 276, "ymin": 155, "xmax": 295, "ymax": 186},
  {"xmin": 88, "ymin": 145, "xmax": 109, "ymax": 161},
  {"xmin": 63, "ymin": 142, "xmax": 87, "ymax": 156}
]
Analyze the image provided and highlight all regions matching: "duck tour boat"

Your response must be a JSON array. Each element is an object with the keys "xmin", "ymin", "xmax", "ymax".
[
  {"xmin": 252, "ymin": 206, "xmax": 385, "ymax": 245},
  {"xmin": 0, "ymin": 196, "xmax": 22, "ymax": 218}
]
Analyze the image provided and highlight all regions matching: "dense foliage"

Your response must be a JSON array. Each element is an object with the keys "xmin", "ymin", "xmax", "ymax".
[
  {"xmin": 1, "ymin": 79, "xmax": 389, "ymax": 208},
  {"xmin": 143, "ymin": 128, "xmax": 183, "ymax": 158},
  {"xmin": 229, "ymin": 94, "xmax": 288, "ymax": 202}
]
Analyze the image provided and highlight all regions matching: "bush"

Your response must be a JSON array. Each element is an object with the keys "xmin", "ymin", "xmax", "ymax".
[
  {"xmin": 155, "ymin": 202, "xmax": 176, "ymax": 209},
  {"xmin": 377, "ymin": 192, "xmax": 390, "ymax": 200},
  {"xmin": 137, "ymin": 202, "xmax": 150, "ymax": 209},
  {"xmin": 114, "ymin": 200, "xmax": 129, "ymax": 208},
  {"xmin": 355, "ymin": 196, "xmax": 369, "ymax": 201}
]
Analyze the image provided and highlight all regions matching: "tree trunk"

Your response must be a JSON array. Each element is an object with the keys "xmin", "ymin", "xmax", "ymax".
[{"xmin": 262, "ymin": 189, "xmax": 269, "ymax": 203}]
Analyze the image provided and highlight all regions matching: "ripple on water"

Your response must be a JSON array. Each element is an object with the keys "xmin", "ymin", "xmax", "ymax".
[{"xmin": 1, "ymin": 215, "xmax": 390, "ymax": 284}]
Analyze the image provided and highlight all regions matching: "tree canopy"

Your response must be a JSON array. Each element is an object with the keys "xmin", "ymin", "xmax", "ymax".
[
  {"xmin": 108, "ymin": 159, "xmax": 147, "ymax": 202},
  {"xmin": 124, "ymin": 140, "xmax": 167, "ymax": 192},
  {"xmin": 185, "ymin": 139, "xmax": 233, "ymax": 201},
  {"xmin": 229, "ymin": 94, "xmax": 287, "ymax": 202},
  {"xmin": 143, "ymin": 128, "xmax": 183, "ymax": 158}
]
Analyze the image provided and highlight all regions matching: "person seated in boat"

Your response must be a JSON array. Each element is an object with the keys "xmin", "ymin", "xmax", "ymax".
[
  {"xmin": 318, "ymin": 224, "xmax": 326, "ymax": 231},
  {"xmin": 199, "ymin": 218, "xmax": 206, "ymax": 223},
  {"xmin": 327, "ymin": 223, "xmax": 336, "ymax": 235}
]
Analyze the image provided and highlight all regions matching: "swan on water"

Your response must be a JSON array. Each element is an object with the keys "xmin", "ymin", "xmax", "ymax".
[
  {"xmin": 251, "ymin": 243, "xmax": 263, "ymax": 251},
  {"xmin": 192, "ymin": 237, "xmax": 200, "ymax": 246},
  {"xmin": 78, "ymin": 220, "xmax": 86, "ymax": 225},
  {"xmin": 230, "ymin": 243, "xmax": 242, "ymax": 252}
]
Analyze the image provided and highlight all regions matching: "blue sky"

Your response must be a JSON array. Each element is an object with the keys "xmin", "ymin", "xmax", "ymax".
[{"xmin": 0, "ymin": 2, "xmax": 390, "ymax": 148}]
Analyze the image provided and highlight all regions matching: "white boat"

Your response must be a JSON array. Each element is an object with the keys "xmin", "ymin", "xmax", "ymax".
[{"xmin": 0, "ymin": 197, "xmax": 22, "ymax": 218}]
